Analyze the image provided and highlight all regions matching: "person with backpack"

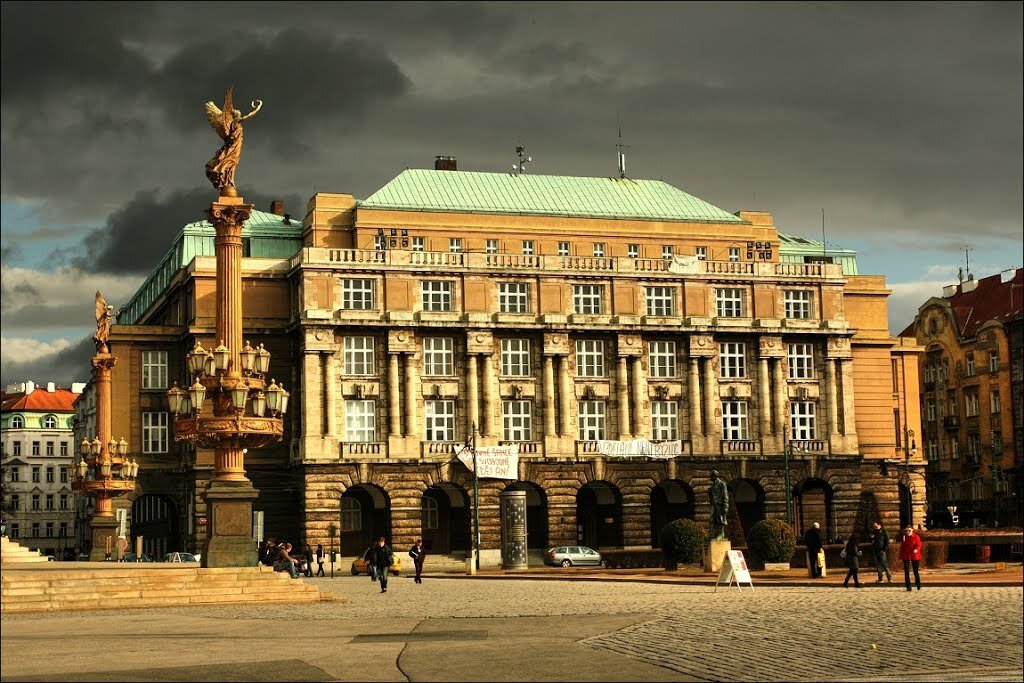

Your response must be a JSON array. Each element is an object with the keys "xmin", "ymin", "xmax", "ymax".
[
  {"xmin": 869, "ymin": 520, "xmax": 892, "ymax": 583},
  {"xmin": 368, "ymin": 536, "xmax": 394, "ymax": 593}
]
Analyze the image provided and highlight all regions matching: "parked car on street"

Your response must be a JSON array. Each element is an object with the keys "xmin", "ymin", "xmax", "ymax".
[
  {"xmin": 163, "ymin": 552, "xmax": 199, "ymax": 563},
  {"xmin": 350, "ymin": 546, "xmax": 402, "ymax": 575},
  {"xmin": 544, "ymin": 546, "xmax": 603, "ymax": 567},
  {"xmin": 122, "ymin": 552, "xmax": 154, "ymax": 563}
]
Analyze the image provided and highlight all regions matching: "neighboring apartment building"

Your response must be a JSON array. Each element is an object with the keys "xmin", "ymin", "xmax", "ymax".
[
  {"xmin": 101, "ymin": 158, "xmax": 922, "ymax": 562},
  {"xmin": 1, "ymin": 381, "xmax": 84, "ymax": 554},
  {"xmin": 902, "ymin": 268, "xmax": 1023, "ymax": 528}
]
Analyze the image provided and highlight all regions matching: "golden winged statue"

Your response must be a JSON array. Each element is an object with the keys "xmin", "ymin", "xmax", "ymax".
[
  {"xmin": 93, "ymin": 291, "xmax": 113, "ymax": 352},
  {"xmin": 204, "ymin": 87, "xmax": 263, "ymax": 197}
]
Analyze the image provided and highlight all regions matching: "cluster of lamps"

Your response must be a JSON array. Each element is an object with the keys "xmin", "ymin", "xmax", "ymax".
[{"xmin": 73, "ymin": 436, "xmax": 139, "ymax": 481}]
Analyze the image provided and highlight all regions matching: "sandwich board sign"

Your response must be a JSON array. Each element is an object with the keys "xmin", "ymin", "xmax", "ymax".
[{"xmin": 714, "ymin": 549, "xmax": 754, "ymax": 592}]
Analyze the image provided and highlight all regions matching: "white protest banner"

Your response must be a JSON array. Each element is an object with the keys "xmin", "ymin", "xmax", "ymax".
[
  {"xmin": 596, "ymin": 439, "xmax": 683, "ymax": 459},
  {"xmin": 714, "ymin": 549, "xmax": 755, "ymax": 592},
  {"xmin": 457, "ymin": 444, "xmax": 519, "ymax": 480},
  {"xmin": 668, "ymin": 254, "xmax": 701, "ymax": 274}
]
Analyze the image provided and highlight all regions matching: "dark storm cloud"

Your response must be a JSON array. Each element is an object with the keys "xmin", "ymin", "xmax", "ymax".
[
  {"xmin": 0, "ymin": 336, "xmax": 93, "ymax": 388},
  {"xmin": 71, "ymin": 187, "xmax": 304, "ymax": 276}
]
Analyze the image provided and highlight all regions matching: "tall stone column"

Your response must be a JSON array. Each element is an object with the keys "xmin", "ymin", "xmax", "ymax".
[
  {"xmin": 404, "ymin": 353, "xmax": 418, "ymax": 438},
  {"xmin": 303, "ymin": 352, "xmax": 323, "ymax": 441},
  {"xmin": 703, "ymin": 354, "xmax": 716, "ymax": 439},
  {"xmin": 324, "ymin": 353, "xmax": 337, "ymax": 438},
  {"xmin": 467, "ymin": 354, "xmax": 480, "ymax": 435},
  {"xmin": 559, "ymin": 355, "xmax": 573, "ymax": 437},
  {"xmin": 825, "ymin": 358, "xmax": 840, "ymax": 436},
  {"xmin": 839, "ymin": 359, "xmax": 856, "ymax": 436},
  {"xmin": 482, "ymin": 354, "xmax": 496, "ymax": 437},
  {"xmin": 688, "ymin": 358, "xmax": 703, "ymax": 437},
  {"xmin": 631, "ymin": 355, "xmax": 646, "ymax": 438},
  {"xmin": 388, "ymin": 352, "xmax": 402, "ymax": 436},
  {"xmin": 617, "ymin": 356, "xmax": 631, "ymax": 439},
  {"xmin": 772, "ymin": 358, "xmax": 787, "ymax": 435},
  {"xmin": 758, "ymin": 358, "xmax": 772, "ymax": 438},
  {"xmin": 543, "ymin": 356, "xmax": 557, "ymax": 438}
]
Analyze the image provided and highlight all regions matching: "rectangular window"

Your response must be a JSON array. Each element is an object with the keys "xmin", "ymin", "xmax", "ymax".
[
  {"xmin": 965, "ymin": 391, "xmax": 980, "ymax": 417},
  {"xmin": 12, "ymin": 442, "xmax": 20, "ymax": 457},
  {"xmin": 421, "ymin": 281, "xmax": 453, "ymax": 312},
  {"xmin": 991, "ymin": 390, "xmax": 1001, "ymax": 414},
  {"xmin": 575, "ymin": 340, "xmax": 605, "ymax": 378},
  {"xmin": 374, "ymin": 234, "xmax": 386, "ymax": 251},
  {"xmin": 784, "ymin": 290, "xmax": 813, "ymax": 319},
  {"xmin": 926, "ymin": 440, "xmax": 938, "ymax": 461},
  {"xmin": 412, "ymin": 237, "xmax": 425, "ymax": 252},
  {"xmin": 45, "ymin": 467, "xmax": 54, "ymax": 483},
  {"xmin": 31, "ymin": 523, "xmax": 39, "ymax": 538},
  {"xmin": 9, "ymin": 466, "xmax": 19, "ymax": 482},
  {"xmin": 341, "ymin": 279, "xmax": 375, "ymax": 310},
  {"xmin": 578, "ymin": 400, "xmax": 606, "ymax": 441},
  {"xmin": 650, "ymin": 401, "xmax": 678, "ymax": 440},
  {"xmin": 790, "ymin": 401, "xmax": 817, "ymax": 440},
  {"xmin": 572, "ymin": 285, "xmax": 604, "ymax": 314},
  {"xmin": 926, "ymin": 401, "xmax": 937, "ymax": 422},
  {"xmin": 31, "ymin": 466, "xmax": 40, "ymax": 483},
  {"xmin": 343, "ymin": 336, "xmax": 376, "ymax": 376},
  {"xmin": 592, "ymin": 243, "xmax": 606, "ymax": 257},
  {"xmin": 45, "ymin": 522, "xmax": 53, "ymax": 538},
  {"xmin": 46, "ymin": 441, "xmax": 54, "ymax": 457},
  {"xmin": 10, "ymin": 523, "xmax": 18, "ymax": 539},
  {"xmin": 45, "ymin": 494, "xmax": 54, "ymax": 511},
  {"xmin": 648, "ymin": 341, "xmax": 677, "ymax": 379},
  {"xmin": 449, "ymin": 237, "xmax": 463, "ymax": 253},
  {"xmin": 645, "ymin": 286, "xmax": 675, "ymax": 317},
  {"xmin": 788, "ymin": 343, "xmax": 815, "ymax": 379},
  {"xmin": 485, "ymin": 239, "xmax": 499, "ymax": 254},
  {"xmin": 716, "ymin": 288, "xmax": 744, "ymax": 318},
  {"xmin": 557, "ymin": 242, "xmax": 570, "ymax": 256},
  {"xmin": 695, "ymin": 246, "xmax": 708, "ymax": 260},
  {"xmin": 719, "ymin": 342, "xmax": 747, "ymax": 379},
  {"xmin": 10, "ymin": 494, "xmax": 19, "ymax": 511},
  {"xmin": 502, "ymin": 400, "xmax": 533, "ymax": 441},
  {"xmin": 728, "ymin": 247, "xmax": 740, "ymax": 262},
  {"xmin": 142, "ymin": 412, "xmax": 169, "ymax": 453},
  {"xmin": 142, "ymin": 350, "xmax": 169, "ymax": 389},
  {"xmin": 627, "ymin": 244, "xmax": 639, "ymax": 258},
  {"xmin": 661, "ymin": 245, "xmax": 674, "ymax": 259},
  {"xmin": 31, "ymin": 494, "xmax": 41, "ymax": 511},
  {"xmin": 59, "ymin": 466, "xmax": 68, "ymax": 483},
  {"xmin": 424, "ymin": 400, "xmax": 456, "ymax": 441},
  {"xmin": 989, "ymin": 352, "xmax": 999, "ymax": 373},
  {"xmin": 32, "ymin": 442, "xmax": 40, "ymax": 456},
  {"xmin": 966, "ymin": 354, "xmax": 975, "ymax": 376},
  {"xmin": 722, "ymin": 401, "xmax": 749, "ymax": 440},
  {"xmin": 60, "ymin": 442, "xmax": 68, "ymax": 457},
  {"xmin": 500, "ymin": 339, "xmax": 531, "ymax": 377},
  {"xmin": 498, "ymin": 283, "xmax": 530, "ymax": 313},
  {"xmin": 344, "ymin": 400, "xmax": 377, "ymax": 442},
  {"xmin": 521, "ymin": 240, "xmax": 535, "ymax": 255},
  {"xmin": 423, "ymin": 337, "xmax": 454, "ymax": 376}
]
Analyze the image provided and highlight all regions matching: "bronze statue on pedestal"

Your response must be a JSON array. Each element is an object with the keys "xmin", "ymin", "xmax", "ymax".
[
  {"xmin": 93, "ymin": 291, "xmax": 112, "ymax": 352},
  {"xmin": 204, "ymin": 87, "xmax": 262, "ymax": 197},
  {"xmin": 708, "ymin": 470, "xmax": 729, "ymax": 541}
]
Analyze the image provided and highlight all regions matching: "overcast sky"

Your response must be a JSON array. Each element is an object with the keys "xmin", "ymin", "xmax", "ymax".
[{"xmin": 1, "ymin": 1, "xmax": 1021, "ymax": 387}]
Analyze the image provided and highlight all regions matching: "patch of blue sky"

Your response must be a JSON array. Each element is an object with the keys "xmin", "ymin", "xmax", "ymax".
[{"xmin": 0, "ymin": 198, "xmax": 101, "ymax": 268}]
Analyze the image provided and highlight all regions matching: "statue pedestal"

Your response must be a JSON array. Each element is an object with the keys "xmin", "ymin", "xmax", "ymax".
[
  {"xmin": 202, "ymin": 481, "xmax": 258, "ymax": 568},
  {"xmin": 704, "ymin": 539, "xmax": 731, "ymax": 573},
  {"xmin": 88, "ymin": 516, "xmax": 119, "ymax": 562}
]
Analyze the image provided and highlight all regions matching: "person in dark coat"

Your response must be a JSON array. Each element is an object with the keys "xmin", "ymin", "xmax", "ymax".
[
  {"xmin": 315, "ymin": 544, "xmax": 326, "ymax": 577},
  {"xmin": 869, "ymin": 521, "xmax": 892, "ymax": 583},
  {"xmin": 303, "ymin": 544, "xmax": 314, "ymax": 577},
  {"xmin": 842, "ymin": 532, "xmax": 862, "ymax": 588},
  {"xmin": 804, "ymin": 522, "xmax": 823, "ymax": 578},
  {"xmin": 409, "ymin": 539, "xmax": 426, "ymax": 584},
  {"xmin": 368, "ymin": 536, "xmax": 394, "ymax": 593}
]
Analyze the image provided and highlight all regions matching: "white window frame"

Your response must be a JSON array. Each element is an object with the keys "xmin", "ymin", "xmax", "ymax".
[
  {"xmin": 728, "ymin": 247, "xmax": 740, "ymax": 262},
  {"xmin": 966, "ymin": 354, "xmax": 975, "ymax": 376},
  {"xmin": 695, "ymin": 246, "xmax": 708, "ymax": 260},
  {"xmin": 790, "ymin": 401, "xmax": 817, "ymax": 440},
  {"xmin": 578, "ymin": 400, "xmax": 606, "ymax": 441},
  {"xmin": 422, "ymin": 337, "xmax": 454, "ymax": 376},
  {"xmin": 344, "ymin": 400, "xmax": 377, "ymax": 442},
  {"xmin": 965, "ymin": 391, "xmax": 980, "ymax": 417},
  {"xmin": 788, "ymin": 343, "xmax": 815, "ymax": 379},
  {"xmin": 989, "ymin": 352, "xmax": 999, "ymax": 373},
  {"xmin": 627, "ymin": 244, "xmax": 639, "ymax": 258},
  {"xmin": 716, "ymin": 288, "xmax": 745, "ymax": 318},
  {"xmin": 424, "ymin": 400, "xmax": 456, "ymax": 441},
  {"xmin": 645, "ymin": 286, "xmax": 675, "ymax": 317},
  {"xmin": 500, "ymin": 339, "xmax": 531, "ymax": 377},
  {"xmin": 485, "ymin": 239, "xmax": 499, "ymax": 254},
  {"xmin": 926, "ymin": 401, "xmax": 937, "ymax": 422},
  {"xmin": 575, "ymin": 340, "xmax": 605, "ymax": 378},
  {"xmin": 498, "ymin": 282, "xmax": 530, "ymax": 313},
  {"xmin": 449, "ymin": 237, "xmax": 463, "ymax": 253},
  {"xmin": 991, "ymin": 390, "xmax": 1001, "ymax": 414},
  {"xmin": 661, "ymin": 245, "xmax": 674, "ymax": 259},
  {"xmin": 784, "ymin": 290, "xmax": 813, "ymax": 320},
  {"xmin": 722, "ymin": 401, "xmax": 749, "ymax": 440},
  {"xmin": 142, "ymin": 412, "xmax": 169, "ymax": 454},
  {"xmin": 719, "ymin": 342, "xmax": 747, "ymax": 379},
  {"xmin": 374, "ymin": 235, "xmax": 386, "ymax": 251},
  {"xmin": 573, "ymin": 285, "xmax": 604, "ymax": 315},
  {"xmin": 341, "ymin": 278, "xmax": 375, "ymax": 311},
  {"xmin": 557, "ymin": 241, "xmax": 570, "ymax": 256},
  {"xmin": 421, "ymin": 280, "xmax": 454, "ymax": 312},
  {"xmin": 648, "ymin": 341, "xmax": 677, "ymax": 378},
  {"xmin": 142, "ymin": 350, "xmax": 168, "ymax": 390},
  {"xmin": 592, "ymin": 243, "xmax": 606, "ymax": 257},
  {"xmin": 502, "ymin": 400, "xmax": 533, "ymax": 441},
  {"xmin": 650, "ymin": 401, "xmax": 678, "ymax": 440},
  {"xmin": 521, "ymin": 240, "xmax": 535, "ymax": 255},
  {"xmin": 343, "ymin": 336, "xmax": 376, "ymax": 376},
  {"xmin": 411, "ymin": 237, "xmax": 425, "ymax": 252}
]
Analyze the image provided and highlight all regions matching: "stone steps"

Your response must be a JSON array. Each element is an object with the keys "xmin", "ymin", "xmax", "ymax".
[
  {"xmin": 0, "ymin": 538, "xmax": 49, "ymax": 565},
  {"xmin": 1, "ymin": 564, "xmax": 341, "ymax": 613}
]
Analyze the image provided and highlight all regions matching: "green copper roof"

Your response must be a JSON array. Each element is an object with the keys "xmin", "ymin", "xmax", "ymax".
[{"xmin": 361, "ymin": 169, "xmax": 745, "ymax": 223}]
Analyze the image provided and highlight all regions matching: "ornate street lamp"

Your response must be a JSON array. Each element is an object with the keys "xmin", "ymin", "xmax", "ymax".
[
  {"xmin": 240, "ymin": 341, "xmax": 257, "ymax": 375},
  {"xmin": 166, "ymin": 383, "xmax": 186, "ymax": 414}
]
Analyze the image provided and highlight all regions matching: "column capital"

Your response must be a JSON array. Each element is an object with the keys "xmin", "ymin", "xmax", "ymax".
[
  {"xmin": 758, "ymin": 335, "xmax": 785, "ymax": 358},
  {"xmin": 543, "ymin": 332, "xmax": 571, "ymax": 356},
  {"xmin": 388, "ymin": 329, "xmax": 417, "ymax": 354},
  {"xmin": 467, "ymin": 330, "xmax": 495, "ymax": 355},
  {"xmin": 617, "ymin": 333, "xmax": 643, "ymax": 357},
  {"xmin": 825, "ymin": 336, "xmax": 854, "ymax": 359},
  {"xmin": 688, "ymin": 334, "xmax": 716, "ymax": 358}
]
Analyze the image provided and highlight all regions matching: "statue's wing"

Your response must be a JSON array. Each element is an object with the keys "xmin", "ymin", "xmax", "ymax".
[
  {"xmin": 205, "ymin": 101, "xmax": 228, "ymax": 138},
  {"xmin": 95, "ymin": 291, "xmax": 106, "ymax": 322}
]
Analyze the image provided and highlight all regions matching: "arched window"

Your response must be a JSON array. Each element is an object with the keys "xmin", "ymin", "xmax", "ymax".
[
  {"xmin": 11, "ymin": 415, "xmax": 24, "ymax": 429},
  {"xmin": 422, "ymin": 496, "xmax": 439, "ymax": 530},
  {"xmin": 340, "ymin": 497, "xmax": 362, "ymax": 532},
  {"xmin": 43, "ymin": 415, "xmax": 58, "ymax": 429}
]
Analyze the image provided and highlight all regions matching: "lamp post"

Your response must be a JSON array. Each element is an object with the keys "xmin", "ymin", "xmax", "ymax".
[
  {"xmin": 464, "ymin": 423, "xmax": 481, "ymax": 571},
  {"xmin": 783, "ymin": 427, "xmax": 793, "ymax": 526},
  {"xmin": 991, "ymin": 428, "xmax": 1001, "ymax": 528}
]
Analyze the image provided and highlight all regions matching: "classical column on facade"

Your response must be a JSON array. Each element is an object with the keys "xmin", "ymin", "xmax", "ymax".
[
  {"xmin": 388, "ymin": 352, "xmax": 402, "ymax": 437},
  {"xmin": 825, "ymin": 357, "xmax": 840, "ymax": 436},
  {"xmin": 688, "ymin": 357, "xmax": 703, "ymax": 438},
  {"xmin": 481, "ymin": 353, "xmax": 496, "ymax": 437},
  {"xmin": 758, "ymin": 357, "xmax": 772, "ymax": 438},
  {"xmin": 404, "ymin": 352, "xmax": 418, "ymax": 438},
  {"xmin": 617, "ymin": 355, "xmax": 631, "ymax": 439},
  {"xmin": 467, "ymin": 354, "xmax": 480, "ymax": 436},
  {"xmin": 631, "ymin": 355, "xmax": 646, "ymax": 439},
  {"xmin": 703, "ymin": 352, "xmax": 717, "ymax": 440},
  {"xmin": 324, "ymin": 353, "xmax": 337, "ymax": 439},
  {"xmin": 825, "ymin": 336, "xmax": 856, "ymax": 441},
  {"xmin": 559, "ymin": 354, "xmax": 573, "ymax": 438},
  {"xmin": 772, "ymin": 357, "xmax": 787, "ymax": 435},
  {"xmin": 838, "ymin": 358, "xmax": 856, "ymax": 436},
  {"xmin": 303, "ymin": 351, "xmax": 324, "ymax": 442},
  {"xmin": 542, "ymin": 355, "xmax": 557, "ymax": 438}
]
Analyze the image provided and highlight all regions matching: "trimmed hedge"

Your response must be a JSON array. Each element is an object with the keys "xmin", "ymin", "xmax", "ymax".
[
  {"xmin": 660, "ymin": 518, "xmax": 706, "ymax": 567},
  {"xmin": 601, "ymin": 549, "xmax": 665, "ymax": 569},
  {"xmin": 923, "ymin": 540, "xmax": 948, "ymax": 568},
  {"xmin": 748, "ymin": 519, "xmax": 796, "ymax": 564}
]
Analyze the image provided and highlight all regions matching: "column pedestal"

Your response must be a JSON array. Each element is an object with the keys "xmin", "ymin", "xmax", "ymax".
[
  {"xmin": 704, "ymin": 538, "xmax": 732, "ymax": 573},
  {"xmin": 88, "ymin": 516, "xmax": 119, "ymax": 562},
  {"xmin": 202, "ymin": 481, "xmax": 258, "ymax": 567}
]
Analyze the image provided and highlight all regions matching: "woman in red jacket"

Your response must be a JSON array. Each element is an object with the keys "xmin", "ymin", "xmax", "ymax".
[{"xmin": 899, "ymin": 525, "xmax": 923, "ymax": 591}]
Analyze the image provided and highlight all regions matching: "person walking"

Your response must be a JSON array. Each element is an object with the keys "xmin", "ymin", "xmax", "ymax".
[
  {"xmin": 869, "ymin": 521, "xmax": 892, "ymax": 583},
  {"xmin": 842, "ymin": 532, "xmax": 863, "ymax": 588},
  {"xmin": 409, "ymin": 539, "xmax": 426, "ymax": 584},
  {"xmin": 303, "ymin": 544, "xmax": 314, "ymax": 577},
  {"xmin": 899, "ymin": 524, "xmax": 923, "ymax": 591},
  {"xmin": 315, "ymin": 543, "xmax": 326, "ymax": 577},
  {"xmin": 804, "ymin": 522, "xmax": 823, "ymax": 578},
  {"xmin": 368, "ymin": 537, "xmax": 394, "ymax": 593}
]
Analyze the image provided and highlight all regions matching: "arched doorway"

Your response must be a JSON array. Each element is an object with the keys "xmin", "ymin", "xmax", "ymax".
[
  {"xmin": 730, "ymin": 479, "xmax": 766, "ymax": 539},
  {"xmin": 794, "ymin": 478, "xmax": 833, "ymax": 539},
  {"xmin": 422, "ymin": 483, "xmax": 470, "ymax": 555},
  {"xmin": 576, "ymin": 481, "xmax": 623, "ymax": 549},
  {"xmin": 340, "ymin": 484, "xmax": 391, "ymax": 555},
  {"xmin": 131, "ymin": 494, "xmax": 178, "ymax": 559},
  {"xmin": 898, "ymin": 483, "xmax": 913, "ymax": 529},
  {"xmin": 503, "ymin": 481, "xmax": 549, "ymax": 551},
  {"xmin": 650, "ymin": 480, "xmax": 695, "ymax": 547}
]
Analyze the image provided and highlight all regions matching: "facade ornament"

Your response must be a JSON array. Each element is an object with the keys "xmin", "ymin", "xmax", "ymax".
[
  {"xmin": 655, "ymin": 385, "xmax": 670, "ymax": 400},
  {"xmin": 510, "ymin": 385, "xmax": 523, "ymax": 400},
  {"xmin": 581, "ymin": 385, "xmax": 597, "ymax": 401},
  {"xmin": 204, "ymin": 87, "xmax": 262, "ymax": 197}
]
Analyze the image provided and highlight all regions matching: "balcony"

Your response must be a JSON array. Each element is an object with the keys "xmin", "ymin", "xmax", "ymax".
[
  {"xmin": 791, "ymin": 439, "xmax": 828, "ymax": 454},
  {"xmin": 575, "ymin": 441, "xmax": 601, "ymax": 456},
  {"xmin": 421, "ymin": 441, "xmax": 460, "ymax": 457},
  {"xmin": 573, "ymin": 440, "xmax": 692, "ymax": 457},
  {"xmin": 340, "ymin": 442, "xmax": 384, "ymax": 457},
  {"xmin": 721, "ymin": 440, "xmax": 761, "ymax": 455},
  {"xmin": 943, "ymin": 416, "xmax": 960, "ymax": 431},
  {"xmin": 499, "ymin": 441, "xmax": 542, "ymax": 455}
]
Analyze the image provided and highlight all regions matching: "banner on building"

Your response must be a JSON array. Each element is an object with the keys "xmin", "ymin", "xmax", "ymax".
[
  {"xmin": 457, "ymin": 444, "xmax": 519, "ymax": 479},
  {"xmin": 668, "ymin": 254, "xmax": 701, "ymax": 274},
  {"xmin": 596, "ymin": 439, "xmax": 684, "ymax": 458}
]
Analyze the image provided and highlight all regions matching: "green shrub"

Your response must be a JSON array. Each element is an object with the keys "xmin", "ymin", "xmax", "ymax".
[
  {"xmin": 747, "ymin": 519, "xmax": 797, "ymax": 564},
  {"xmin": 601, "ymin": 549, "xmax": 665, "ymax": 569},
  {"xmin": 660, "ymin": 518, "xmax": 706, "ymax": 566},
  {"xmin": 923, "ymin": 540, "xmax": 948, "ymax": 568}
]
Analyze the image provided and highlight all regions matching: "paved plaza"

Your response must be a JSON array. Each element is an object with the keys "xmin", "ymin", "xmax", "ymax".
[{"xmin": 2, "ymin": 575, "xmax": 1022, "ymax": 682}]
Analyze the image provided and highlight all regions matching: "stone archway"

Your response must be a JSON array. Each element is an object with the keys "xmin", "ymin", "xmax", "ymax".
[
  {"xmin": 422, "ymin": 482, "xmax": 470, "ymax": 555},
  {"xmin": 340, "ymin": 484, "xmax": 391, "ymax": 555},
  {"xmin": 794, "ymin": 478, "xmax": 834, "ymax": 540},
  {"xmin": 729, "ymin": 478, "xmax": 766, "ymax": 539},
  {"xmin": 576, "ymin": 481, "xmax": 623, "ymax": 550},
  {"xmin": 503, "ymin": 481, "xmax": 549, "ymax": 551},
  {"xmin": 650, "ymin": 480, "xmax": 695, "ymax": 547}
]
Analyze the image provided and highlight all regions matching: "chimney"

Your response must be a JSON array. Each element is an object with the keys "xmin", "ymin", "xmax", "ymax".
[
  {"xmin": 962, "ymin": 279, "xmax": 979, "ymax": 294},
  {"xmin": 47, "ymin": 382, "xmax": 56, "ymax": 392},
  {"xmin": 942, "ymin": 284, "xmax": 958, "ymax": 298},
  {"xmin": 434, "ymin": 156, "xmax": 457, "ymax": 171},
  {"xmin": 269, "ymin": 200, "xmax": 285, "ymax": 216}
]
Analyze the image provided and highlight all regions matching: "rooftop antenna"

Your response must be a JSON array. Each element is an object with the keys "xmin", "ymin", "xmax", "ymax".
[
  {"xmin": 965, "ymin": 244, "xmax": 974, "ymax": 280},
  {"xmin": 512, "ymin": 145, "xmax": 532, "ymax": 174},
  {"xmin": 615, "ymin": 114, "xmax": 628, "ymax": 179}
]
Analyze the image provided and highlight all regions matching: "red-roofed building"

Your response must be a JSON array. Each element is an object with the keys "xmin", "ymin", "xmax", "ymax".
[{"xmin": 903, "ymin": 268, "xmax": 1023, "ymax": 529}]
